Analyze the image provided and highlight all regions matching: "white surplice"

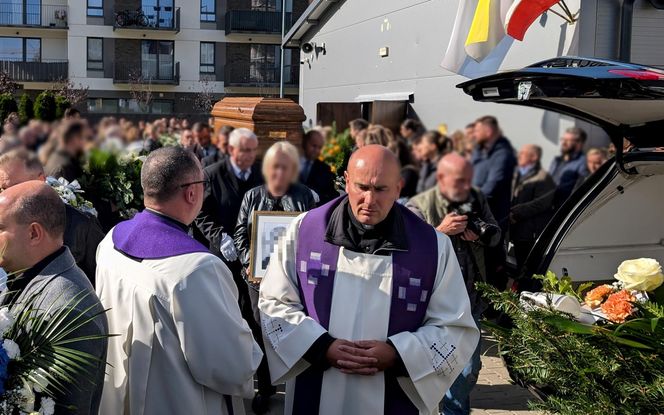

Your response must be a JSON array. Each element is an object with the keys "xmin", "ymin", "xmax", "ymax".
[
  {"xmin": 259, "ymin": 214, "xmax": 480, "ymax": 415},
  {"xmin": 96, "ymin": 232, "xmax": 263, "ymax": 415}
]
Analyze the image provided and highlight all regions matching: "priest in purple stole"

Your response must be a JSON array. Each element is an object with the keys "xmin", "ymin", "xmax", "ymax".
[
  {"xmin": 96, "ymin": 147, "xmax": 262, "ymax": 415},
  {"xmin": 259, "ymin": 145, "xmax": 480, "ymax": 415}
]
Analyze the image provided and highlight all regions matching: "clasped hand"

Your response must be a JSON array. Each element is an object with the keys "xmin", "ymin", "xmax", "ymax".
[{"xmin": 326, "ymin": 339, "xmax": 397, "ymax": 376}]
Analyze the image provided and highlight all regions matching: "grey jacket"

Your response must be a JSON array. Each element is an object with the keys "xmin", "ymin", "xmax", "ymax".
[{"xmin": 15, "ymin": 248, "xmax": 108, "ymax": 415}]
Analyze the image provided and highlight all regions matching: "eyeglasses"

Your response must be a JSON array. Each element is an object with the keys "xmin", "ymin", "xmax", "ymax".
[{"xmin": 179, "ymin": 178, "xmax": 209, "ymax": 190}]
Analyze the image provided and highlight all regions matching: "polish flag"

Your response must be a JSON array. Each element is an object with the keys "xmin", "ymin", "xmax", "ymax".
[{"xmin": 505, "ymin": 0, "xmax": 560, "ymax": 41}]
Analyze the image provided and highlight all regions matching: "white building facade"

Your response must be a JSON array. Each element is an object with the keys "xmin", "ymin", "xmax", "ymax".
[
  {"xmin": 286, "ymin": 0, "xmax": 664, "ymax": 166},
  {"xmin": 0, "ymin": 0, "xmax": 306, "ymax": 118}
]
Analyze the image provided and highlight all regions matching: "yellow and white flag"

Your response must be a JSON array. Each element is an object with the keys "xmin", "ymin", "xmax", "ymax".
[{"xmin": 441, "ymin": 0, "xmax": 514, "ymax": 73}]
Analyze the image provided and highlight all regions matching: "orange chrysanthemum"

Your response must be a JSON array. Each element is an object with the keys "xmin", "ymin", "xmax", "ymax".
[
  {"xmin": 601, "ymin": 290, "xmax": 636, "ymax": 323},
  {"xmin": 584, "ymin": 284, "xmax": 614, "ymax": 308}
]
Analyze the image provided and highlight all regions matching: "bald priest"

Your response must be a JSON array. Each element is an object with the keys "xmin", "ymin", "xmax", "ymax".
[{"xmin": 259, "ymin": 145, "xmax": 480, "ymax": 415}]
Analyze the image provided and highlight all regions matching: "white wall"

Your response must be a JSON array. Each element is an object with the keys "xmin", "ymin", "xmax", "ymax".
[{"xmin": 298, "ymin": 0, "xmax": 611, "ymax": 167}]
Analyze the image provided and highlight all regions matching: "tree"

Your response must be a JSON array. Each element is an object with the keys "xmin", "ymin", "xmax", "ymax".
[
  {"xmin": 194, "ymin": 79, "xmax": 216, "ymax": 113},
  {"xmin": 18, "ymin": 93, "xmax": 33, "ymax": 125},
  {"xmin": 34, "ymin": 91, "xmax": 56, "ymax": 121},
  {"xmin": 128, "ymin": 69, "xmax": 153, "ymax": 113},
  {"xmin": 0, "ymin": 71, "xmax": 19, "ymax": 96},
  {"xmin": 55, "ymin": 95, "xmax": 71, "ymax": 119},
  {"xmin": 51, "ymin": 78, "xmax": 88, "ymax": 107},
  {"xmin": 0, "ymin": 93, "xmax": 18, "ymax": 125}
]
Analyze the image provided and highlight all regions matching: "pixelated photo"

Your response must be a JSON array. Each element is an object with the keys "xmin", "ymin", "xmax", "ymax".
[{"xmin": 249, "ymin": 211, "xmax": 300, "ymax": 282}]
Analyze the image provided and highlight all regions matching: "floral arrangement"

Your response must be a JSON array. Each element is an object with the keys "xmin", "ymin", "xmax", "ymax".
[
  {"xmin": 79, "ymin": 149, "xmax": 144, "ymax": 221},
  {"xmin": 480, "ymin": 258, "xmax": 664, "ymax": 415},
  {"xmin": 0, "ymin": 291, "xmax": 108, "ymax": 414},
  {"xmin": 319, "ymin": 124, "xmax": 354, "ymax": 177},
  {"xmin": 45, "ymin": 177, "xmax": 98, "ymax": 218}
]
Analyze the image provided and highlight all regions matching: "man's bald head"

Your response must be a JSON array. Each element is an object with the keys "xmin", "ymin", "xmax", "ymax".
[
  {"xmin": 437, "ymin": 153, "xmax": 473, "ymax": 203},
  {"xmin": 345, "ymin": 145, "xmax": 403, "ymax": 225},
  {"xmin": 348, "ymin": 144, "xmax": 402, "ymax": 180},
  {"xmin": 0, "ymin": 181, "xmax": 65, "ymax": 272},
  {"xmin": 0, "ymin": 181, "xmax": 65, "ymax": 239}
]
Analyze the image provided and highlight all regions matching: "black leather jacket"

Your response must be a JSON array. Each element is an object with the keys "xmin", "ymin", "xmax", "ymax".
[
  {"xmin": 234, "ymin": 183, "xmax": 316, "ymax": 270},
  {"xmin": 64, "ymin": 205, "xmax": 105, "ymax": 286}
]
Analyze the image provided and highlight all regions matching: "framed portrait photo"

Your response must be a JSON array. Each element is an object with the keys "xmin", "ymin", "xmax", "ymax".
[{"xmin": 249, "ymin": 211, "xmax": 301, "ymax": 283}]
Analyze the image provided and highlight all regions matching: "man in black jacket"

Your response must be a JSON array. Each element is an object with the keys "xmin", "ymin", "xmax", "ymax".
[
  {"xmin": 0, "ymin": 148, "xmax": 105, "ymax": 285},
  {"xmin": 44, "ymin": 120, "xmax": 87, "ymax": 182},
  {"xmin": 300, "ymin": 130, "xmax": 338, "ymax": 204}
]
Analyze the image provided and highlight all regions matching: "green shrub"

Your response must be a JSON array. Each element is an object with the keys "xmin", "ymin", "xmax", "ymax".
[
  {"xmin": 0, "ymin": 93, "xmax": 17, "ymax": 124},
  {"xmin": 34, "ymin": 91, "xmax": 56, "ymax": 121},
  {"xmin": 17, "ymin": 93, "xmax": 33, "ymax": 125},
  {"xmin": 55, "ymin": 95, "xmax": 70, "ymax": 119}
]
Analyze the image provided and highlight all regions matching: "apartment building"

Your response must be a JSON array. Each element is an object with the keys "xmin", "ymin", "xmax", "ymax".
[{"xmin": 0, "ymin": 0, "xmax": 306, "ymax": 118}]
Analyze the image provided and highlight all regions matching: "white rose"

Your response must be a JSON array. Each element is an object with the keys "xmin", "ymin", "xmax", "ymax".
[
  {"xmin": 615, "ymin": 258, "xmax": 664, "ymax": 292},
  {"xmin": 39, "ymin": 397, "xmax": 55, "ymax": 415},
  {"xmin": 0, "ymin": 307, "xmax": 15, "ymax": 336},
  {"xmin": 3, "ymin": 339, "xmax": 20, "ymax": 359},
  {"xmin": 30, "ymin": 368, "xmax": 49, "ymax": 393},
  {"xmin": 19, "ymin": 382, "xmax": 35, "ymax": 412}
]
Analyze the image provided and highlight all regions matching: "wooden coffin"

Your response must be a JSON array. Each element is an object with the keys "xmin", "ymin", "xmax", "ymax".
[{"xmin": 211, "ymin": 97, "xmax": 306, "ymax": 157}]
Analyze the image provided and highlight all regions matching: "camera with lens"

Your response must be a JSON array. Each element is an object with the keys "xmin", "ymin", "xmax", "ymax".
[{"xmin": 449, "ymin": 200, "xmax": 500, "ymax": 245}]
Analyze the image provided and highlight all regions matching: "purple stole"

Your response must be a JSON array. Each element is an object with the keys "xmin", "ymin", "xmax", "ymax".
[
  {"xmin": 293, "ymin": 197, "xmax": 438, "ymax": 415},
  {"xmin": 112, "ymin": 210, "xmax": 209, "ymax": 259}
]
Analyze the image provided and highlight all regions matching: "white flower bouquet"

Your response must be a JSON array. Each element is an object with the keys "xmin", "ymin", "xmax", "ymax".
[
  {"xmin": 0, "ymin": 290, "xmax": 108, "ymax": 414},
  {"xmin": 45, "ymin": 177, "xmax": 98, "ymax": 218}
]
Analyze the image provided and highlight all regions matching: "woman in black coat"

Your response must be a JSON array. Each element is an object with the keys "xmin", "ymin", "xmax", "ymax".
[{"xmin": 233, "ymin": 140, "xmax": 316, "ymax": 414}]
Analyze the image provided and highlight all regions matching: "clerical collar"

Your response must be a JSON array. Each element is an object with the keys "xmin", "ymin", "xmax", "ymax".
[
  {"xmin": 144, "ymin": 208, "xmax": 188, "ymax": 232},
  {"xmin": 325, "ymin": 197, "xmax": 408, "ymax": 255},
  {"xmin": 2, "ymin": 246, "xmax": 66, "ymax": 306}
]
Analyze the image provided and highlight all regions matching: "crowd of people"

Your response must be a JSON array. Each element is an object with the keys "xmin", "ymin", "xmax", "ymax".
[{"xmin": 0, "ymin": 107, "xmax": 612, "ymax": 415}]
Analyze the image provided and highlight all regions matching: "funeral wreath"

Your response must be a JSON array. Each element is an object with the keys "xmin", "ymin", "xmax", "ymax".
[
  {"xmin": 0, "ymin": 288, "xmax": 109, "ymax": 414},
  {"xmin": 480, "ymin": 258, "xmax": 664, "ymax": 415}
]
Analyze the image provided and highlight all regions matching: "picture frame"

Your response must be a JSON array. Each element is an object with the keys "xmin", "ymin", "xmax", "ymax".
[{"xmin": 249, "ymin": 211, "xmax": 301, "ymax": 283}]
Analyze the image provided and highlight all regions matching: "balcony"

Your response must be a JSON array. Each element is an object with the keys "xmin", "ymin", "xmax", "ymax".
[
  {"xmin": 113, "ymin": 61, "xmax": 180, "ymax": 85},
  {"xmin": 0, "ymin": 60, "xmax": 68, "ymax": 82},
  {"xmin": 224, "ymin": 10, "xmax": 293, "ymax": 35},
  {"xmin": 224, "ymin": 62, "xmax": 299, "ymax": 87},
  {"xmin": 0, "ymin": 3, "xmax": 68, "ymax": 28},
  {"xmin": 113, "ymin": 5, "xmax": 180, "ymax": 32}
]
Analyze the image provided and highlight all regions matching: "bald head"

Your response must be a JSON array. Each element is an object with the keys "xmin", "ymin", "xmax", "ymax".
[
  {"xmin": 437, "ymin": 153, "xmax": 473, "ymax": 203},
  {"xmin": 345, "ymin": 145, "xmax": 403, "ymax": 225},
  {"xmin": 0, "ymin": 181, "xmax": 65, "ymax": 272}
]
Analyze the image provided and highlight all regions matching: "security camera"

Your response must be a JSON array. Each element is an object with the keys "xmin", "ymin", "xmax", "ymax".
[{"xmin": 301, "ymin": 42, "xmax": 314, "ymax": 54}]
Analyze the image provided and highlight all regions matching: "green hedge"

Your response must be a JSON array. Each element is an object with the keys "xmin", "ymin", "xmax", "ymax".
[
  {"xmin": 0, "ymin": 93, "xmax": 17, "ymax": 125},
  {"xmin": 34, "ymin": 91, "xmax": 56, "ymax": 121},
  {"xmin": 55, "ymin": 95, "xmax": 70, "ymax": 119},
  {"xmin": 18, "ymin": 93, "xmax": 33, "ymax": 125}
]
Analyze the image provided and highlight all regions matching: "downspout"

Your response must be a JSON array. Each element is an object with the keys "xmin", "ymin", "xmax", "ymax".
[{"xmin": 618, "ymin": 0, "xmax": 636, "ymax": 61}]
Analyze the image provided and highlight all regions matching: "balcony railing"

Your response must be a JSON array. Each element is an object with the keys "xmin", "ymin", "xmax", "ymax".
[
  {"xmin": 224, "ymin": 62, "xmax": 299, "ymax": 87},
  {"xmin": 0, "ymin": 59, "xmax": 68, "ymax": 82},
  {"xmin": 113, "ymin": 61, "xmax": 180, "ymax": 85},
  {"xmin": 0, "ymin": 3, "xmax": 68, "ymax": 28},
  {"xmin": 224, "ymin": 10, "xmax": 293, "ymax": 35},
  {"xmin": 114, "ymin": 6, "xmax": 180, "ymax": 32}
]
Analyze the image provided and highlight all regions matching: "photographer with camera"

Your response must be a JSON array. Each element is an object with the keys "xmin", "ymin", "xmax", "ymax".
[{"xmin": 407, "ymin": 152, "xmax": 500, "ymax": 415}]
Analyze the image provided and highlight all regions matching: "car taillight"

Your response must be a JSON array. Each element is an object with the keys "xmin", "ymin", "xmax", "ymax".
[{"xmin": 608, "ymin": 69, "xmax": 664, "ymax": 80}]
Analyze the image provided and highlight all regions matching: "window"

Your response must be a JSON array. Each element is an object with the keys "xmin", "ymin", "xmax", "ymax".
[
  {"xmin": 151, "ymin": 100, "xmax": 174, "ymax": 114},
  {"xmin": 200, "ymin": 42, "xmax": 214, "ymax": 74},
  {"xmin": 0, "ymin": 37, "xmax": 40, "ymax": 62},
  {"xmin": 87, "ymin": 0, "xmax": 103, "ymax": 17},
  {"xmin": 200, "ymin": 0, "xmax": 215, "ymax": 22},
  {"xmin": 87, "ymin": 38, "xmax": 103, "ymax": 70},
  {"xmin": 87, "ymin": 98, "xmax": 118, "ymax": 113},
  {"xmin": 142, "ymin": 0, "xmax": 174, "ymax": 29},
  {"xmin": 141, "ymin": 40, "xmax": 174, "ymax": 80}
]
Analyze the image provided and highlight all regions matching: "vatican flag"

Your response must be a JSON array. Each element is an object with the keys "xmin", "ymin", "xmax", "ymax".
[{"xmin": 441, "ymin": 0, "xmax": 513, "ymax": 73}]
